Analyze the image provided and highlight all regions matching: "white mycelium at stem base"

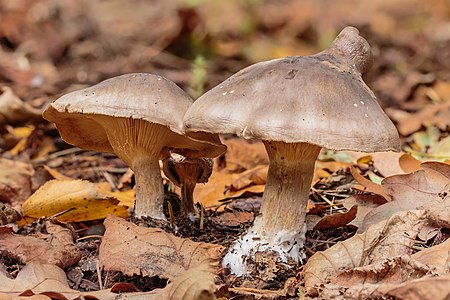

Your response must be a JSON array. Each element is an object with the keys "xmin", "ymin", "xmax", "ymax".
[
  {"xmin": 223, "ymin": 141, "xmax": 321, "ymax": 275},
  {"xmin": 94, "ymin": 116, "xmax": 179, "ymax": 220}
]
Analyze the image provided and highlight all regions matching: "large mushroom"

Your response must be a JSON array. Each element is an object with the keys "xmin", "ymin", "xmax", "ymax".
[
  {"xmin": 43, "ymin": 73, "xmax": 226, "ymax": 220},
  {"xmin": 183, "ymin": 27, "xmax": 400, "ymax": 275}
]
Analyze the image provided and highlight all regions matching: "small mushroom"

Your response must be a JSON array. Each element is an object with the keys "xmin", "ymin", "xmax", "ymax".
[
  {"xmin": 43, "ymin": 73, "xmax": 225, "ymax": 220},
  {"xmin": 162, "ymin": 155, "xmax": 213, "ymax": 217},
  {"xmin": 183, "ymin": 27, "xmax": 400, "ymax": 275}
]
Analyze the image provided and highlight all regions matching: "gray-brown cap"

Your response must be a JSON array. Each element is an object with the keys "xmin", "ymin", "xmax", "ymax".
[
  {"xmin": 184, "ymin": 27, "xmax": 400, "ymax": 152},
  {"xmin": 43, "ymin": 73, "xmax": 226, "ymax": 163}
]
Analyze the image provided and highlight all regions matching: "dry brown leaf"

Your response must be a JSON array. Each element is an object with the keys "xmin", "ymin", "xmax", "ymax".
[
  {"xmin": 211, "ymin": 211, "xmax": 254, "ymax": 227},
  {"xmin": 332, "ymin": 255, "xmax": 437, "ymax": 289},
  {"xmin": 220, "ymin": 139, "xmax": 268, "ymax": 173},
  {"xmin": 0, "ymin": 87, "xmax": 42, "ymax": 125},
  {"xmin": 350, "ymin": 166, "xmax": 391, "ymax": 201},
  {"xmin": 0, "ymin": 158, "xmax": 34, "ymax": 207},
  {"xmin": 371, "ymin": 152, "xmax": 406, "ymax": 177},
  {"xmin": 422, "ymin": 185, "xmax": 450, "ymax": 228},
  {"xmin": 399, "ymin": 153, "xmax": 422, "ymax": 173},
  {"xmin": 99, "ymin": 215, "xmax": 224, "ymax": 280},
  {"xmin": 313, "ymin": 205, "xmax": 357, "ymax": 230},
  {"xmin": 378, "ymin": 273, "xmax": 450, "ymax": 300},
  {"xmin": 228, "ymin": 165, "xmax": 268, "ymax": 191},
  {"xmin": 304, "ymin": 210, "xmax": 427, "ymax": 294},
  {"xmin": 359, "ymin": 162, "xmax": 450, "ymax": 232},
  {"xmin": 22, "ymin": 179, "xmax": 130, "ymax": 222},
  {"xmin": 412, "ymin": 238, "xmax": 450, "ymax": 274},
  {"xmin": 343, "ymin": 194, "xmax": 387, "ymax": 229},
  {"xmin": 0, "ymin": 203, "xmax": 21, "ymax": 225},
  {"xmin": 195, "ymin": 170, "xmax": 264, "ymax": 209},
  {"xmin": 159, "ymin": 264, "xmax": 217, "ymax": 300},
  {"xmin": 0, "ymin": 221, "xmax": 80, "ymax": 268},
  {"xmin": 0, "ymin": 261, "xmax": 119, "ymax": 299}
]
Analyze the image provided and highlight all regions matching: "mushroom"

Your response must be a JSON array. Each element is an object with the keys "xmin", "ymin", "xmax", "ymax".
[
  {"xmin": 162, "ymin": 155, "xmax": 213, "ymax": 217},
  {"xmin": 43, "ymin": 73, "xmax": 226, "ymax": 220},
  {"xmin": 183, "ymin": 27, "xmax": 400, "ymax": 275}
]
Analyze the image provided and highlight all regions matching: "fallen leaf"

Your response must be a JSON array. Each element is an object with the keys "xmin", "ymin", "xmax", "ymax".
[
  {"xmin": 211, "ymin": 211, "xmax": 254, "ymax": 227},
  {"xmin": 227, "ymin": 165, "xmax": 267, "ymax": 191},
  {"xmin": 343, "ymin": 194, "xmax": 387, "ymax": 229},
  {"xmin": 22, "ymin": 179, "xmax": 130, "ymax": 222},
  {"xmin": 0, "ymin": 203, "xmax": 21, "ymax": 225},
  {"xmin": 379, "ymin": 273, "xmax": 450, "ymax": 300},
  {"xmin": 98, "ymin": 215, "xmax": 224, "ymax": 280},
  {"xmin": 195, "ymin": 170, "xmax": 264, "ymax": 209},
  {"xmin": 359, "ymin": 162, "xmax": 450, "ymax": 232},
  {"xmin": 313, "ymin": 205, "xmax": 357, "ymax": 230},
  {"xmin": 0, "ymin": 261, "xmax": 119, "ymax": 299},
  {"xmin": 304, "ymin": 210, "xmax": 427, "ymax": 294},
  {"xmin": 42, "ymin": 166, "xmax": 72, "ymax": 181},
  {"xmin": 0, "ymin": 86, "xmax": 42, "ymax": 125},
  {"xmin": 332, "ymin": 256, "xmax": 438, "ymax": 289},
  {"xmin": 159, "ymin": 264, "xmax": 217, "ymax": 300},
  {"xmin": 0, "ymin": 221, "xmax": 80, "ymax": 268},
  {"xmin": 350, "ymin": 166, "xmax": 391, "ymax": 200},
  {"xmin": 399, "ymin": 153, "xmax": 422, "ymax": 173},
  {"xmin": 412, "ymin": 238, "xmax": 450, "ymax": 274},
  {"xmin": 0, "ymin": 158, "xmax": 34, "ymax": 207},
  {"xmin": 220, "ymin": 139, "xmax": 268, "ymax": 172}
]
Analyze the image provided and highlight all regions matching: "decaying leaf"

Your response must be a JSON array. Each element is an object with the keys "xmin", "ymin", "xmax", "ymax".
[
  {"xmin": 0, "ymin": 203, "xmax": 21, "ymax": 225},
  {"xmin": 0, "ymin": 261, "xmax": 121, "ymax": 299},
  {"xmin": 194, "ymin": 169, "xmax": 265, "ymax": 209},
  {"xmin": 350, "ymin": 166, "xmax": 391, "ymax": 201},
  {"xmin": 304, "ymin": 210, "xmax": 427, "ymax": 294},
  {"xmin": 21, "ymin": 179, "xmax": 130, "ymax": 222},
  {"xmin": 159, "ymin": 264, "xmax": 217, "ymax": 300},
  {"xmin": 412, "ymin": 238, "xmax": 450, "ymax": 274},
  {"xmin": 220, "ymin": 139, "xmax": 268, "ymax": 172},
  {"xmin": 313, "ymin": 205, "xmax": 357, "ymax": 230},
  {"xmin": 378, "ymin": 273, "xmax": 450, "ymax": 300},
  {"xmin": 0, "ymin": 221, "xmax": 80, "ymax": 269},
  {"xmin": 360, "ymin": 162, "xmax": 450, "ymax": 232},
  {"xmin": 99, "ymin": 215, "xmax": 224, "ymax": 280},
  {"xmin": 343, "ymin": 194, "xmax": 387, "ymax": 229},
  {"xmin": 0, "ymin": 158, "xmax": 34, "ymax": 207}
]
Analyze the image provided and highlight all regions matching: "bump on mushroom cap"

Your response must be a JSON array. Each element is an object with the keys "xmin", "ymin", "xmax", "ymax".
[
  {"xmin": 43, "ymin": 73, "xmax": 226, "ymax": 157},
  {"xmin": 184, "ymin": 29, "xmax": 400, "ymax": 153}
]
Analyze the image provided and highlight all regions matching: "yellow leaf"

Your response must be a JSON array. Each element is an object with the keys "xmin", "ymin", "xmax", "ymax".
[
  {"xmin": 11, "ymin": 125, "xmax": 35, "ymax": 138},
  {"xmin": 43, "ymin": 165, "xmax": 72, "ymax": 181},
  {"xmin": 97, "ymin": 182, "xmax": 135, "ymax": 207},
  {"xmin": 22, "ymin": 179, "xmax": 130, "ymax": 222}
]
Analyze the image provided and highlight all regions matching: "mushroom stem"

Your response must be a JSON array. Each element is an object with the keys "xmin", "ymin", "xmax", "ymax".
[
  {"xmin": 132, "ymin": 156, "xmax": 166, "ymax": 220},
  {"xmin": 222, "ymin": 141, "xmax": 321, "ymax": 275},
  {"xmin": 180, "ymin": 180, "xmax": 196, "ymax": 214},
  {"xmin": 260, "ymin": 141, "xmax": 321, "ymax": 234}
]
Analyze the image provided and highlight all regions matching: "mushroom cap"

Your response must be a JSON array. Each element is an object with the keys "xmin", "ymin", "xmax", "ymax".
[
  {"xmin": 184, "ymin": 27, "xmax": 400, "ymax": 152},
  {"xmin": 44, "ymin": 73, "xmax": 226, "ymax": 159}
]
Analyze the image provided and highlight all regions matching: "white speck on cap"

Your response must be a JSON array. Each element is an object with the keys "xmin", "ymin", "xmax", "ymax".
[
  {"xmin": 222, "ymin": 92, "xmax": 227, "ymax": 96},
  {"xmin": 354, "ymin": 103, "xmax": 358, "ymax": 107}
]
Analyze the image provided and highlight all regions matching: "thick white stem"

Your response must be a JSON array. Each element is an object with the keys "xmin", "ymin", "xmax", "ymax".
[
  {"xmin": 132, "ymin": 156, "xmax": 166, "ymax": 220},
  {"xmin": 223, "ymin": 142, "xmax": 321, "ymax": 275}
]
